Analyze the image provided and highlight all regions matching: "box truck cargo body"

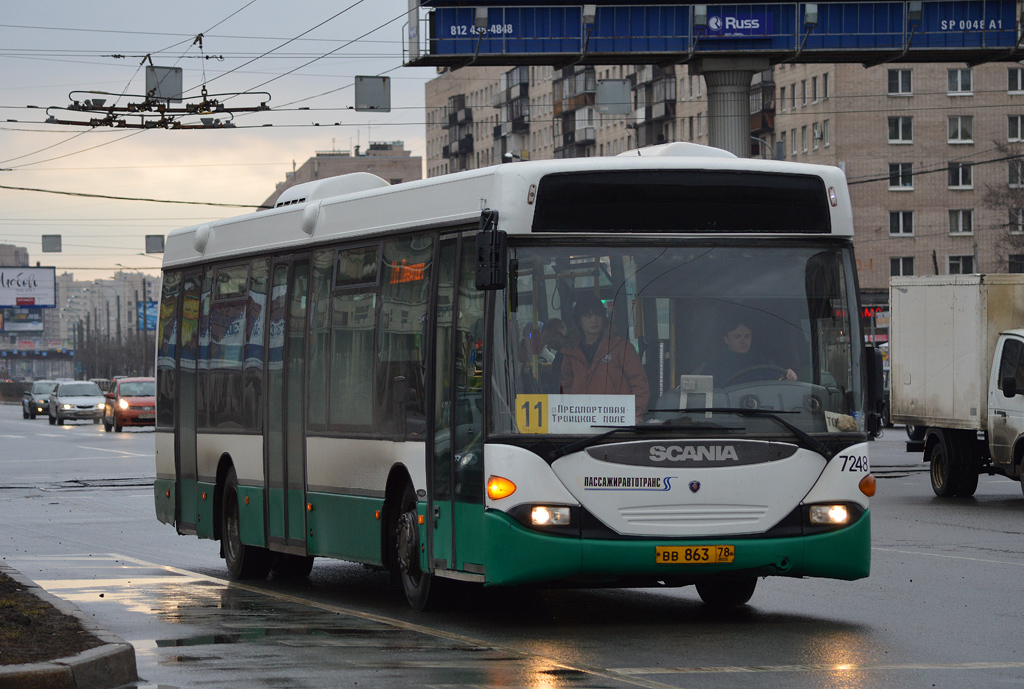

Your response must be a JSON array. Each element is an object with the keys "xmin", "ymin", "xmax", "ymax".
[{"xmin": 889, "ymin": 275, "xmax": 1024, "ymax": 497}]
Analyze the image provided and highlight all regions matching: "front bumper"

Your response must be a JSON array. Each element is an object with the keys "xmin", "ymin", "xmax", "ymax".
[
  {"xmin": 480, "ymin": 508, "xmax": 870, "ymax": 587},
  {"xmin": 116, "ymin": 409, "xmax": 156, "ymax": 426},
  {"xmin": 59, "ymin": 408, "xmax": 103, "ymax": 419}
]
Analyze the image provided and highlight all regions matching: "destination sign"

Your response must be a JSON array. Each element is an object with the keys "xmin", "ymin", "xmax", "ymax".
[{"xmin": 409, "ymin": 1, "xmax": 1019, "ymax": 66}]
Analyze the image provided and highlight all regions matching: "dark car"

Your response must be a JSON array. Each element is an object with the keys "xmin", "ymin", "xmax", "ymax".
[
  {"xmin": 103, "ymin": 377, "xmax": 156, "ymax": 432},
  {"xmin": 48, "ymin": 381, "xmax": 105, "ymax": 425},
  {"xmin": 22, "ymin": 380, "xmax": 58, "ymax": 419}
]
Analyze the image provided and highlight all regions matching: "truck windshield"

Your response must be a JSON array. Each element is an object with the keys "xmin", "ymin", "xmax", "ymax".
[{"xmin": 490, "ymin": 243, "xmax": 865, "ymax": 439}]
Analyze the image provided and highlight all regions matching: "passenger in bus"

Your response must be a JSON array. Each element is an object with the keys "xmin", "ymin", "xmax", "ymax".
[
  {"xmin": 700, "ymin": 320, "xmax": 798, "ymax": 386},
  {"xmin": 539, "ymin": 318, "xmax": 567, "ymax": 393},
  {"xmin": 560, "ymin": 294, "xmax": 650, "ymax": 419}
]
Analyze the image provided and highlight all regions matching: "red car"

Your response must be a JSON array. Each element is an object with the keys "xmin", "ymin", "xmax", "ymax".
[{"xmin": 103, "ymin": 377, "xmax": 156, "ymax": 432}]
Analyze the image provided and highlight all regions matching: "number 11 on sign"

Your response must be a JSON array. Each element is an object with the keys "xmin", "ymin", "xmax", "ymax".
[{"xmin": 516, "ymin": 394, "xmax": 548, "ymax": 434}]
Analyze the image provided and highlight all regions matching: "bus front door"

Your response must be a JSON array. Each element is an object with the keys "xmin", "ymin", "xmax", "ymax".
[
  {"xmin": 431, "ymin": 236, "xmax": 486, "ymax": 576},
  {"xmin": 265, "ymin": 257, "xmax": 311, "ymax": 554}
]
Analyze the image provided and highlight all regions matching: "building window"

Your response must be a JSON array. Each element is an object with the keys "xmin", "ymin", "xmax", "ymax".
[
  {"xmin": 1010, "ymin": 115, "xmax": 1024, "ymax": 142},
  {"xmin": 948, "ymin": 68, "xmax": 973, "ymax": 95},
  {"xmin": 948, "ymin": 162, "xmax": 973, "ymax": 189},
  {"xmin": 812, "ymin": 123, "xmax": 820, "ymax": 150},
  {"xmin": 791, "ymin": 128, "xmax": 797, "ymax": 154},
  {"xmin": 1010, "ymin": 255, "xmax": 1024, "ymax": 273},
  {"xmin": 1011, "ymin": 209, "xmax": 1024, "ymax": 234},
  {"xmin": 948, "ymin": 255, "xmax": 975, "ymax": 274},
  {"xmin": 948, "ymin": 115, "xmax": 973, "ymax": 143},
  {"xmin": 812, "ymin": 76, "xmax": 818, "ymax": 102},
  {"xmin": 801, "ymin": 125, "xmax": 808, "ymax": 152},
  {"xmin": 949, "ymin": 209, "xmax": 974, "ymax": 235},
  {"xmin": 778, "ymin": 131, "xmax": 786, "ymax": 158},
  {"xmin": 889, "ymin": 116, "xmax": 913, "ymax": 143},
  {"xmin": 823, "ymin": 72, "xmax": 829, "ymax": 99},
  {"xmin": 888, "ymin": 69, "xmax": 912, "ymax": 95},
  {"xmin": 790, "ymin": 84, "xmax": 796, "ymax": 110},
  {"xmin": 890, "ymin": 211, "xmax": 914, "ymax": 235},
  {"xmin": 801, "ymin": 79, "xmax": 807, "ymax": 105},
  {"xmin": 890, "ymin": 257, "xmax": 914, "ymax": 276},
  {"xmin": 889, "ymin": 162, "xmax": 913, "ymax": 189},
  {"xmin": 823, "ymin": 119, "xmax": 831, "ymax": 146},
  {"xmin": 1010, "ymin": 67, "xmax": 1024, "ymax": 93},
  {"xmin": 778, "ymin": 85, "xmax": 785, "ymax": 110},
  {"xmin": 1010, "ymin": 161, "xmax": 1024, "ymax": 188}
]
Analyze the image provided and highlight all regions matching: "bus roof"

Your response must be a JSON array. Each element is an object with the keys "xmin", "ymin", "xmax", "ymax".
[{"xmin": 162, "ymin": 146, "xmax": 853, "ymax": 269}]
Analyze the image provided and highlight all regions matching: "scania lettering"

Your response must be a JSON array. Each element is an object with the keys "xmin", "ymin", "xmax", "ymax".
[{"xmin": 154, "ymin": 141, "xmax": 879, "ymax": 610}]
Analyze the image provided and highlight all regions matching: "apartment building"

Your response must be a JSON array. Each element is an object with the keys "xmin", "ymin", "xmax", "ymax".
[
  {"xmin": 424, "ymin": 60, "xmax": 1024, "ymax": 330},
  {"xmin": 262, "ymin": 141, "xmax": 423, "ymax": 209}
]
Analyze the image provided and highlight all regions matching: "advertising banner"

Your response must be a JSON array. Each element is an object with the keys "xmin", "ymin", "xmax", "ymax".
[
  {"xmin": 137, "ymin": 301, "xmax": 158, "ymax": 331},
  {"xmin": 0, "ymin": 267, "xmax": 56, "ymax": 308},
  {"xmin": 1, "ymin": 308, "xmax": 44, "ymax": 332}
]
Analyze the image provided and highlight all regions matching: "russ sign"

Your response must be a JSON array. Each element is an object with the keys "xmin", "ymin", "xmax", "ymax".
[{"xmin": 0, "ymin": 267, "xmax": 56, "ymax": 308}]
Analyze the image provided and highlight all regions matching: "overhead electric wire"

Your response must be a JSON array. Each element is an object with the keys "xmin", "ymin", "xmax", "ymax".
[{"xmin": 0, "ymin": 183, "xmax": 262, "ymax": 207}]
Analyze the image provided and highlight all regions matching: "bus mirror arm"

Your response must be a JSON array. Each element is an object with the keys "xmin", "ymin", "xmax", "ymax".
[{"xmin": 475, "ymin": 210, "xmax": 507, "ymax": 290}]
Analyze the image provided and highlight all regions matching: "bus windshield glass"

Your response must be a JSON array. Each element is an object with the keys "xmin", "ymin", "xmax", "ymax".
[{"xmin": 491, "ymin": 243, "xmax": 864, "ymax": 439}]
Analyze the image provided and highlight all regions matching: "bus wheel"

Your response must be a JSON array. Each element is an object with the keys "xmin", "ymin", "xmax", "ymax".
[
  {"xmin": 695, "ymin": 577, "xmax": 757, "ymax": 607},
  {"xmin": 270, "ymin": 554, "xmax": 314, "ymax": 580},
  {"xmin": 395, "ymin": 483, "xmax": 445, "ymax": 611},
  {"xmin": 221, "ymin": 466, "xmax": 272, "ymax": 580}
]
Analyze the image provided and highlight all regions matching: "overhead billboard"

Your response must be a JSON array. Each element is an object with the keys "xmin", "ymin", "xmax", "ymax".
[
  {"xmin": 408, "ymin": 1, "xmax": 1019, "ymax": 66},
  {"xmin": 0, "ymin": 267, "xmax": 56, "ymax": 308},
  {"xmin": 137, "ymin": 301, "xmax": 158, "ymax": 331},
  {"xmin": 1, "ymin": 308, "xmax": 44, "ymax": 332}
]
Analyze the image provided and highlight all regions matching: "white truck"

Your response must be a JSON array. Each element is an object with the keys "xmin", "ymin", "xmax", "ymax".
[{"xmin": 889, "ymin": 275, "xmax": 1024, "ymax": 497}]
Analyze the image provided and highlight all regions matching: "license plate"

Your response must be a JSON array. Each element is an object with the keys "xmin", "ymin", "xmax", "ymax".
[
  {"xmin": 656, "ymin": 545, "xmax": 735, "ymax": 564},
  {"xmin": 139, "ymin": 414, "xmax": 155, "ymax": 420}
]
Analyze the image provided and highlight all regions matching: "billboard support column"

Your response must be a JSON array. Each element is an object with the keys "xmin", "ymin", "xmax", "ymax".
[{"xmin": 692, "ymin": 57, "xmax": 769, "ymax": 158}]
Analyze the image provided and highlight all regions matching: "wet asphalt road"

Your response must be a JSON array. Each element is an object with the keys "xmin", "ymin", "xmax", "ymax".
[{"xmin": 2, "ymin": 404, "xmax": 1024, "ymax": 689}]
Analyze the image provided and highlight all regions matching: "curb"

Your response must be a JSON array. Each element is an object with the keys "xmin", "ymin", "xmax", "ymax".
[{"xmin": 0, "ymin": 563, "xmax": 138, "ymax": 689}]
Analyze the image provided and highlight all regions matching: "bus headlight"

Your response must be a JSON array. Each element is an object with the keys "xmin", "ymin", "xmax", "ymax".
[
  {"xmin": 530, "ymin": 506, "xmax": 570, "ymax": 526},
  {"xmin": 809, "ymin": 504, "xmax": 849, "ymax": 525}
]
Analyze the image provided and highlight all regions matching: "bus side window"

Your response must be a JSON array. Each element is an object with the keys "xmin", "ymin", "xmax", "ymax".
[{"xmin": 377, "ymin": 233, "xmax": 433, "ymax": 438}]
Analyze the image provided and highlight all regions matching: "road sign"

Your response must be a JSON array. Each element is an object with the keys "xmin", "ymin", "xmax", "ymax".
[{"xmin": 407, "ymin": 1, "xmax": 1020, "ymax": 66}]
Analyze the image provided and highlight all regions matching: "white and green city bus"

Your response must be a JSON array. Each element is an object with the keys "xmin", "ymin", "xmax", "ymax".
[{"xmin": 155, "ymin": 142, "xmax": 881, "ymax": 609}]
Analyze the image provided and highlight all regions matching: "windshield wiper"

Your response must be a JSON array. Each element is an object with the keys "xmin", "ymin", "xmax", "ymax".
[
  {"xmin": 548, "ymin": 422, "xmax": 742, "ymax": 460},
  {"xmin": 651, "ymin": 407, "xmax": 833, "ymax": 459}
]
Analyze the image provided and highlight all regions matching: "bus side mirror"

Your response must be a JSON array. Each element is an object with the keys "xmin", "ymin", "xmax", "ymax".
[
  {"xmin": 865, "ymin": 346, "xmax": 885, "ymax": 437},
  {"xmin": 475, "ymin": 210, "xmax": 507, "ymax": 290}
]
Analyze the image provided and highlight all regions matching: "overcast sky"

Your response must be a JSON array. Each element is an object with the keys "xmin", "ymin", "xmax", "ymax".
[{"xmin": 0, "ymin": 0, "xmax": 437, "ymax": 281}]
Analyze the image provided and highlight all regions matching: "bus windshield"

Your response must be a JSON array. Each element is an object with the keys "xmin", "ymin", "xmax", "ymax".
[{"xmin": 491, "ymin": 242, "xmax": 865, "ymax": 439}]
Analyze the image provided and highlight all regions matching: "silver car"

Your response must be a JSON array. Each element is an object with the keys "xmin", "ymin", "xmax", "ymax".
[{"xmin": 48, "ymin": 381, "xmax": 105, "ymax": 425}]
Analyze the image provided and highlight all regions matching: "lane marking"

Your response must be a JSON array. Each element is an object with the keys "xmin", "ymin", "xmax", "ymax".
[
  {"xmin": 873, "ymin": 546, "xmax": 1024, "ymax": 568},
  {"xmin": 614, "ymin": 662, "xmax": 1024, "ymax": 675}
]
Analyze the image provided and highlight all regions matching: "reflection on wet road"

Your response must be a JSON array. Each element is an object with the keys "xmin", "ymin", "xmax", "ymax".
[{"xmin": 15, "ymin": 552, "xmax": 1024, "ymax": 689}]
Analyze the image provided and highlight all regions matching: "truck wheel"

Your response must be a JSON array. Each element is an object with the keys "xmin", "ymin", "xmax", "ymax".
[
  {"xmin": 906, "ymin": 425, "xmax": 926, "ymax": 442},
  {"xmin": 929, "ymin": 430, "xmax": 961, "ymax": 497},
  {"xmin": 955, "ymin": 470, "xmax": 979, "ymax": 498},
  {"xmin": 221, "ymin": 466, "xmax": 272, "ymax": 580},
  {"xmin": 696, "ymin": 577, "xmax": 758, "ymax": 607}
]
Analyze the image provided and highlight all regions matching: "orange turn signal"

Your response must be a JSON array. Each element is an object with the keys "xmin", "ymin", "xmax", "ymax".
[
  {"xmin": 487, "ymin": 475, "xmax": 517, "ymax": 500},
  {"xmin": 859, "ymin": 473, "xmax": 876, "ymax": 497}
]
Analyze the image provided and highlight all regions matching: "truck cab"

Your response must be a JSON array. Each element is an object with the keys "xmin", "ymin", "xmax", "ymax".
[{"xmin": 988, "ymin": 330, "xmax": 1024, "ymax": 472}]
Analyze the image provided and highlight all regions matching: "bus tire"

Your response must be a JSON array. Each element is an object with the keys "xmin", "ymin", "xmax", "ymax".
[
  {"xmin": 270, "ymin": 553, "xmax": 314, "ymax": 580},
  {"xmin": 695, "ymin": 577, "xmax": 757, "ymax": 607},
  {"xmin": 395, "ymin": 482, "xmax": 446, "ymax": 611},
  {"xmin": 221, "ymin": 466, "xmax": 272, "ymax": 580},
  {"xmin": 928, "ymin": 430, "xmax": 960, "ymax": 498}
]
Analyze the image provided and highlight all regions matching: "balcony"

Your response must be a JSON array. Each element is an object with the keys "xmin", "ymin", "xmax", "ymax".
[{"xmin": 444, "ymin": 107, "xmax": 472, "ymax": 129}]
